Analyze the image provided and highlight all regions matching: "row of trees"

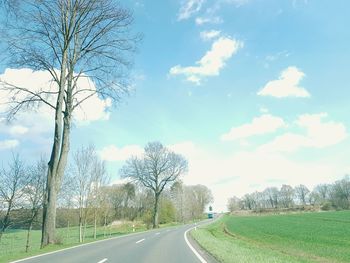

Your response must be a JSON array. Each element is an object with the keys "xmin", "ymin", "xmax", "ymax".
[
  {"xmin": 0, "ymin": 155, "xmax": 46, "ymax": 251},
  {"xmin": 0, "ymin": 142, "xmax": 213, "ymax": 252},
  {"xmin": 227, "ymin": 176, "xmax": 350, "ymax": 212}
]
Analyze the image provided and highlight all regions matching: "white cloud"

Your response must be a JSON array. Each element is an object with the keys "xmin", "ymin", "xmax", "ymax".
[
  {"xmin": 99, "ymin": 145, "xmax": 144, "ymax": 162},
  {"xmin": 258, "ymin": 66, "xmax": 310, "ymax": 98},
  {"xmin": 259, "ymin": 107, "xmax": 269, "ymax": 113},
  {"xmin": 221, "ymin": 114, "xmax": 286, "ymax": 141},
  {"xmin": 170, "ymin": 37, "xmax": 243, "ymax": 84},
  {"xmin": 224, "ymin": 0, "xmax": 250, "ymax": 6},
  {"xmin": 9, "ymin": 125, "xmax": 28, "ymax": 135},
  {"xmin": 165, "ymin": 141, "xmax": 348, "ymax": 212},
  {"xmin": 178, "ymin": 0, "xmax": 205, "ymax": 20},
  {"xmin": 195, "ymin": 16, "xmax": 223, "ymax": 25},
  {"xmin": 0, "ymin": 139, "xmax": 19, "ymax": 150},
  {"xmin": 0, "ymin": 68, "xmax": 112, "ymax": 137},
  {"xmin": 258, "ymin": 113, "xmax": 347, "ymax": 153},
  {"xmin": 200, "ymin": 30, "xmax": 221, "ymax": 41}
]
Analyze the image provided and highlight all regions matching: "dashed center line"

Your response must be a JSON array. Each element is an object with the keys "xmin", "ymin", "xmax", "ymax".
[
  {"xmin": 136, "ymin": 238, "xmax": 145, "ymax": 244},
  {"xmin": 97, "ymin": 258, "xmax": 108, "ymax": 263},
  {"xmin": 155, "ymin": 232, "xmax": 160, "ymax": 235}
]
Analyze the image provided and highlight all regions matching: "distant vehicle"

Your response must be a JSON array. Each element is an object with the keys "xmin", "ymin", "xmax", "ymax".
[{"xmin": 208, "ymin": 213, "xmax": 213, "ymax": 219}]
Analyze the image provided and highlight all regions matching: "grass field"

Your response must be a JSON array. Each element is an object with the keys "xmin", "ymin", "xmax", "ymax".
[
  {"xmin": 191, "ymin": 211, "xmax": 350, "ymax": 263},
  {"xmin": 0, "ymin": 222, "xmax": 149, "ymax": 263}
]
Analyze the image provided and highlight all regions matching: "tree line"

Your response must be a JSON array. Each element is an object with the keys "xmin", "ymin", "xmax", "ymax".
[
  {"xmin": 0, "ymin": 142, "xmax": 213, "ymax": 252},
  {"xmin": 227, "ymin": 176, "xmax": 350, "ymax": 212}
]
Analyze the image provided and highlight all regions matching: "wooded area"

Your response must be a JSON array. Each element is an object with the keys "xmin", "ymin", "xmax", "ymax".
[{"xmin": 227, "ymin": 176, "xmax": 350, "ymax": 212}]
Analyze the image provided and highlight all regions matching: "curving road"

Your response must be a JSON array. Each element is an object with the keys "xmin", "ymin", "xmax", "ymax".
[{"xmin": 12, "ymin": 221, "xmax": 217, "ymax": 263}]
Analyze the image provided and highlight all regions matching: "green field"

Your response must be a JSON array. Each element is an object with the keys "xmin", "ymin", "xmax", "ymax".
[
  {"xmin": 191, "ymin": 211, "xmax": 350, "ymax": 263},
  {"xmin": 0, "ymin": 222, "xmax": 148, "ymax": 263}
]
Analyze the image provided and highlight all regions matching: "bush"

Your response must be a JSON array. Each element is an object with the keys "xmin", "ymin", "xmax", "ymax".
[{"xmin": 321, "ymin": 202, "xmax": 332, "ymax": 211}]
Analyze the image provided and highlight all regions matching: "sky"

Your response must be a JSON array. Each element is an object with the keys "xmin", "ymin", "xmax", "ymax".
[{"xmin": 1, "ymin": 0, "xmax": 350, "ymax": 211}]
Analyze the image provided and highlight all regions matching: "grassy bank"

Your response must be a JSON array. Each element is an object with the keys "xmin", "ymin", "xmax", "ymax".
[
  {"xmin": 191, "ymin": 211, "xmax": 350, "ymax": 263},
  {"xmin": 0, "ymin": 222, "xmax": 148, "ymax": 263}
]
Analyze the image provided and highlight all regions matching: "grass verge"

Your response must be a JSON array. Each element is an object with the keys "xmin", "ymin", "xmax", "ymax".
[{"xmin": 0, "ymin": 221, "xmax": 178, "ymax": 263}]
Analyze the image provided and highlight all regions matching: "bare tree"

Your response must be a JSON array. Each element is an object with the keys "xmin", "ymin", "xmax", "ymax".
[
  {"xmin": 71, "ymin": 145, "xmax": 95, "ymax": 243},
  {"xmin": 89, "ymin": 157, "xmax": 109, "ymax": 240},
  {"xmin": 294, "ymin": 184, "xmax": 310, "ymax": 206},
  {"xmin": 186, "ymin": 185, "xmax": 213, "ymax": 218},
  {"xmin": 263, "ymin": 187, "xmax": 279, "ymax": 209},
  {"xmin": 120, "ymin": 142, "xmax": 188, "ymax": 228},
  {"xmin": 0, "ymin": 0, "xmax": 139, "ymax": 246},
  {"xmin": 170, "ymin": 181, "xmax": 185, "ymax": 222},
  {"xmin": 0, "ymin": 154, "xmax": 29, "ymax": 241},
  {"xmin": 227, "ymin": 196, "xmax": 240, "ymax": 213},
  {"xmin": 23, "ymin": 157, "xmax": 46, "ymax": 252},
  {"xmin": 279, "ymin": 184, "xmax": 295, "ymax": 208}
]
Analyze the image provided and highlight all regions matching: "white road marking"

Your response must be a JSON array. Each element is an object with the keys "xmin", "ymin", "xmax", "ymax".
[
  {"xmin": 136, "ymin": 238, "xmax": 145, "ymax": 244},
  {"xmin": 184, "ymin": 227, "xmax": 207, "ymax": 263},
  {"xmin": 155, "ymin": 232, "xmax": 160, "ymax": 235},
  {"xmin": 97, "ymin": 258, "xmax": 108, "ymax": 263}
]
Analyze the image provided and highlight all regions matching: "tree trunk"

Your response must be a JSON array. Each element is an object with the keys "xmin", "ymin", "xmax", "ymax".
[
  {"xmin": 0, "ymin": 200, "xmax": 13, "ymax": 242},
  {"xmin": 41, "ymin": 45, "xmax": 68, "ymax": 248},
  {"xmin": 103, "ymin": 215, "xmax": 107, "ymax": 238},
  {"xmin": 67, "ymin": 220, "xmax": 70, "ymax": 241},
  {"xmin": 93, "ymin": 210, "xmax": 97, "ymax": 239},
  {"xmin": 79, "ymin": 207, "xmax": 83, "ymax": 243},
  {"xmin": 25, "ymin": 221, "xmax": 33, "ymax": 252},
  {"xmin": 41, "ymin": 174, "xmax": 58, "ymax": 247},
  {"xmin": 152, "ymin": 193, "xmax": 160, "ymax": 228},
  {"xmin": 83, "ymin": 217, "xmax": 87, "ymax": 242}
]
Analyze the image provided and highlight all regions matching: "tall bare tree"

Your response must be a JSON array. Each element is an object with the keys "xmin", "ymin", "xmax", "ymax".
[
  {"xmin": 0, "ymin": 0, "xmax": 139, "ymax": 246},
  {"xmin": 120, "ymin": 142, "xmax": 188, "ymax": 228}
]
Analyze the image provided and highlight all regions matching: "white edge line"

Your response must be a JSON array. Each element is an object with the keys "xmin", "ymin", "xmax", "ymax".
[
  {"xmin": 10, "ymin": 228, "xmax": 159, "ymax": 263},
  {"xmin": 97, "ymin": 258, "xmax": 108, "ymax": 263},
  {"xmin": 184, "ymin": 227, "xmax": 207, "ymax": 263},
  {"xmin": 135, "ymin": 238, "xmax": 145, "ymax": 244}
]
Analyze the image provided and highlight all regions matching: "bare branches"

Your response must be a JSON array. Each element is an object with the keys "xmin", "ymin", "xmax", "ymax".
[
  {"xmin": 1, "ymin": 0, "xmax": 140, "ymax": 121},
  {"xmin": 120, "ymin": 142, "xmax": 188, "ymax": 228}
]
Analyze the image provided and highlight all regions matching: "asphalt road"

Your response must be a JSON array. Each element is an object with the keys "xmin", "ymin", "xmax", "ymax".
[{"xmin": 12, "ymin": 220, "xmax": 217, "ymax": 263}]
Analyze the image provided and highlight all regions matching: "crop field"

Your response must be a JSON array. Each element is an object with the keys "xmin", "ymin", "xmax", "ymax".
[{"xmin": 191, "ymin": 211, "xmax": 350, "ymax": 263}]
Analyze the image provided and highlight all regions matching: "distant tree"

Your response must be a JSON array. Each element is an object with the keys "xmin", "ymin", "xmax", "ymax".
[
  {"xmin": 263, "ymin": 187, "xmax": 279, "ymax": 209},
  {"xmin": 242, "ymin": 193, "xmax": 254, "ymax": 210},
  {"xmin": 72, "ymin": 145, "xmax": 95, "ymax": 243},
  {"xmin": 188, "ymin": 185, "xmax": 213, "ymax": 216},
  {"xmin": 279, "ymin": 185, "xmax": 294, "ymax": 208},
  {"xmin": 170, "ymin": 181, "xmax": 185, "ymax": 222},
  {"xmin": 120, "ymin": 142, "xmax": 188, "ymax": 228},
  {"xmin": 294, "ymin": 184, "xmax": 310, "ymax": 206},
  {"xmin": 89, "ymin": 157, "xmax": 108, "ymax": 239},
  {"xmin": 227, "ymin": 196, "xmax": 240, "ymax": 212},
  {"xmin": 330, "ymin": 176, "xmax": 350, "ymax": 209},
  {"xmin": 0, "ymin": 154, "xmax": 29, "ymax": 241},
  {"xmin": 313, "ymin": 184, "xmax": 330, "ymax": 203}
]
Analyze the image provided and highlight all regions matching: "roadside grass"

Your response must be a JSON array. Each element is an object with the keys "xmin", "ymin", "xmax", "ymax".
[
  {"xmin": 191, "ymin": 210, "xmax": 350, "ymax": 263},
  {"xmin": 0, "ymin": 222, "xmax": 147, "ymax": 263}
]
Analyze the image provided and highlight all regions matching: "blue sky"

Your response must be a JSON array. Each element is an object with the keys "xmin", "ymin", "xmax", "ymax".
[{"xmin": 1, "ymin": 0, "xmax": 350, "ymax": 211}]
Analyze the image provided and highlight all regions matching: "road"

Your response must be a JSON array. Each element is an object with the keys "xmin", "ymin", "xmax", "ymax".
[{"xmin": 12, "ymin": 221, "xmax": 217, "ymax": 263}]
